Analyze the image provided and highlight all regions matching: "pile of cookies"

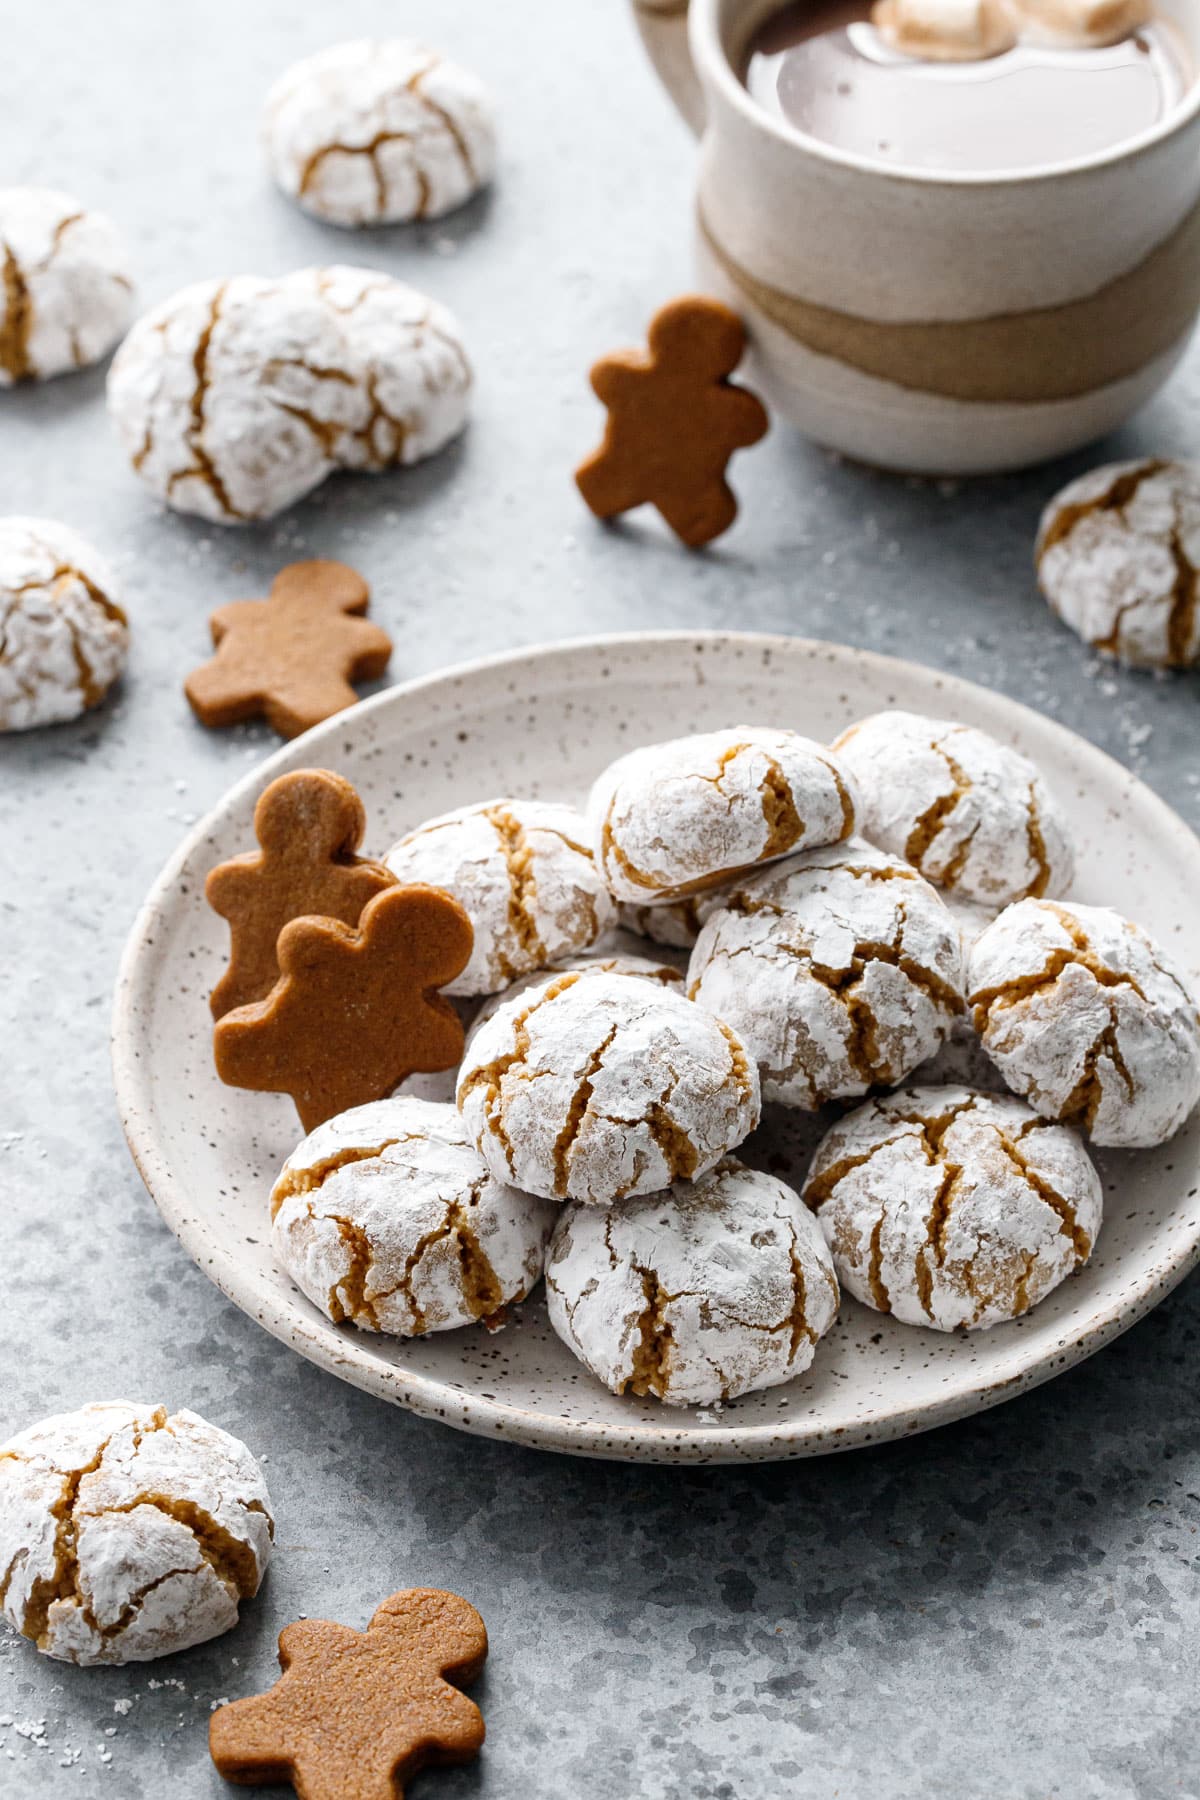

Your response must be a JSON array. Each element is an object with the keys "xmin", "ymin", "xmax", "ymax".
[{"xmin": 207, "ymin": 712, "xmax": 1200, "ymax": 1411}]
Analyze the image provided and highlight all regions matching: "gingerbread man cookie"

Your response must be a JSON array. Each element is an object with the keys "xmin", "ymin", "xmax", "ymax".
[
  {"xmin": 213, "ymin": 883, "xmax": 472, "ymax": 1131},
  {"xmin": 575, "ymin": 296, "xmax": 768, "ymax": 547},
  {"xmin": 185, "ymin": 560, "xmax": 392, "ymax": 739},
  {"xmin": 207, "ymin": 769, "xmax": 396, "ymax": 1018},
  {"xmin": 209, "ymin": 1588, "xmax": 487, "ymax": 1799}
]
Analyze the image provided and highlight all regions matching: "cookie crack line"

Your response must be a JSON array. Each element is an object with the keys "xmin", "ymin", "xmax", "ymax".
[
  {"xmin": 624, "ymin": 1265, "xmax": 677, "ymax": 1399},
  {"xmin": 551, "ymin": 1022, "xmax": 621, "ymax": 1196},
  {"xmin": 994, "ymin": 1130, "xmax": 1092, "ymax": 1261},
  {"xmin": 0, "ymin": 237, "xmax": 33, "ymax": 381},
  {"xmin": 170, "ymin": 281, "xmax": 246, "ymax": 522},
  {"xmin": 458, "ymin": 972, "xmax": 582, "ymax": 1175},
  {"xmin": 971, "ymin": 916, "xmax": 1148, "ymax": 1029},
  {"xmin": 1038, "ymin": 458, "xmax": 1168, "ymax": 559},
  {"xmin": 904, "ymin": 733, "xmax": 972, "ymax": 875},
  {"xmin": 298, "ymin": 130, "xmax": 430, "ymax": 219},
  {"xmin": 483, "ymin": 804, "xmax": 548, "ymax": 976},
  {"xmin": 271, "ymin": 1137, "xmax": 418, "ymax": 1218},
  {"xmin": 99, "ymin": 1492, "xmax": 266, "ymax": 1600}
]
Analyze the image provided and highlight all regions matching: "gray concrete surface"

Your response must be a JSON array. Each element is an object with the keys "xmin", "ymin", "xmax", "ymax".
[{"xmin": 2, "ymin": 2, "xmax": 1199, "ymax": 1794}]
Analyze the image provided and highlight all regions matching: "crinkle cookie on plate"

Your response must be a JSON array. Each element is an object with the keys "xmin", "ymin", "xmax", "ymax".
[
  {"xmin": 546, "ymin": 1158, "xmax": 839, "ymax": 1405},
  {"xmin": 589, "ymin": 725, "xmax": 858, "ymax": 904},
  {"xmin": 833, "ymin": 710, "xmax": 1074, "ymax": 909},
  {"xmin": 805, "ymin": 1086, "xmax": 1102, "ymax": 1332},
  {"xmin": 386, "ymin": 799, "xmax": 615, "ymax": 996},
  {"xmin": 457, "ymin": 969, "xmax": 760, "ymax": 1203}
]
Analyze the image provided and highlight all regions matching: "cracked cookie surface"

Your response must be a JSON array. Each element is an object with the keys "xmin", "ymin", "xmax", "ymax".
[
  {"xmin": 0, "ymin": 517, "xmax": 128, "ymax": 731},
  {"xmin": 0, "ymin": 187, "xmax": 133, "ymax": 385},
  {"xmin": 467, "ymin": 949, "xmax": 684, "ymax": 1045},
  {"xmin": 589, "ymin": 725, "xmax": 858, "ymax": 904},
  {"xmin": 287, "ymin": 265, "xmax": 470, "ymax": 470},
  {"xmin": 688, "ymin": 838, "xmax": 965, "ymax": 1109},
  {"xmin": 1036, "ymin": 458, "xmax": 1200, "ymax": 669},
  {"xmin": 270, "ymin": 1096, "xmax": 556, "ymax": 1335},
  {"xmin": 457, "ymin": 970, "xmax": 760, "ymax": 1204},
  {"xmin": 0, "ymin": 1401, "xmax": 272, "ymax": 1666},
  {"xmin": 545, "ymin": 1157, "xmax": 839, "ymax": 1405},
  {"xmin": 968, "ymin": 899, "xmax": 1200, "ymax": 1147},
  {"xmin": 834, "ymin": 709, "xmax": 1074, "ymax": 908},
  {"xmin": 805, "ymin": 1085, "xmax": 1102, "ymax": 1331},
  {"xmin": 263, "ymin": 39, "xmax": 496, "ymax": 227},
  {"xmin": 386, "ymin": 798, "xmax": 615, "ymax": 997}
]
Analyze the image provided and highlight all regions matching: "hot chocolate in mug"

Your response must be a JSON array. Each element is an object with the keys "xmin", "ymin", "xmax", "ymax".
[{"xmin": 633, "ymin": 0, "xmax": 1200, "ymax": 473}]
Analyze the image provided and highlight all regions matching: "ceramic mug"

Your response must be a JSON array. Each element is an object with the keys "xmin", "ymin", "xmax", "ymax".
[{"xmin": 633, "ymin": 0, "xmax": 1200, "ymax": 473}]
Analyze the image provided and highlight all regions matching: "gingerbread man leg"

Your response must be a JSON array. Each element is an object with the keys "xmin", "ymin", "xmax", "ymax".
[
  {"xmin": 656, "ymin": 477, "xmax": 739, "ymax": 549},
  {"xmin": 574, "ymin": 448, "xmax": 649, "ymax": 523}
]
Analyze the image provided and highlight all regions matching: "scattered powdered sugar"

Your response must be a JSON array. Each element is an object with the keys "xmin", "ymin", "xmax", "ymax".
[
  {"xmin": 805, "ymin": 1085, "xmax": 1102, "ymax": 1331},
  {"xmin": 834, "ymin": 709, "xmax": 1075, "ymax": 907},
  {"xmin": 457, "ymin": 970, "xmax": 760, "ymax": 1204},
  {"xmin": 270, "ymin": 1095, "xmax": 556, "ymax": 1335},
  {"xmin": 589, "ymin": 725, "xmax": 858, "ymax": 903},
  {"xmin": 968, "ymin": 899, "xmax": 1200, "ymax": 1147},
  {"xmin": 545, "ymin": 1157, "xmax": 839, "ymax": 1405},
  {"xmin": 688, "ymin": 838, "xmax": 965, "ymax": 1108}
]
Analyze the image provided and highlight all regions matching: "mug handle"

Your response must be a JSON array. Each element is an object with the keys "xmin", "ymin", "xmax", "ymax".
[{"xmin": 632, "ymin": 0, "xmax": 706, "ymax": 135}]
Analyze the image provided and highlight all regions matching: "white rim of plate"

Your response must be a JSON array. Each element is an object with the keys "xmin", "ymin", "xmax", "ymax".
[{"xmin": 111, "ymin": 630, "xmax": 1200, "ymax": 1463}]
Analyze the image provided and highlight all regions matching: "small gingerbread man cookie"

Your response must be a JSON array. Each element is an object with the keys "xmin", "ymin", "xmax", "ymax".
[
  {"xmin": 457, "ymin": 969, "xmax": 760, "ymax": 1204},
  {"xmin": 214, "ymin": 883, "xmax": 473, "ymax": 1130},
  {"xmin": 968, "ymin": 899, "xmax": 1200, "ymax": 1146},
  {"xmin": 210, "ymin": 1588, "xmax": 487, "ymax": 1799},
  {"xmin": 385, "ymin": 798, "xmax": 615, "ymax": 995},
  {"xmin": 546, "ymin": 1158, "xmax": 840, "ymax": 1405},
  {"xmin": 271, "ymin": 1097, "xmax": 556, "ymax": 1335},
  {"xmin": 207, "ymin": 768, "xmax": 396, "ymax": 1018},
  {"xmin": 576, "ymin": 296, "xmax": 768, "ymax": 547},
  {"xmin": 185, "ymin": 561, "xmax": 392, "ymax": 739},
  {"xmin": 804, "ymin": 1086, "xmax": 1102, "ymax": 1331},
  {"xmin": 590, "ymin": 726, "xmax": 858, "ymax": 904}
]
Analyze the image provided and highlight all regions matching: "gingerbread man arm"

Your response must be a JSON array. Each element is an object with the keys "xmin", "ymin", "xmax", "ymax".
[
  {"xmin": 208, "ymin": 598, "xmax": 269, "ymax": 647},
  {"xmin": 717, "ymin": 384, "xmax": 770, "ymax": 450},
  {"xmin": 185, "ymin": 647, "xmax": 269, "ymax": 728}
]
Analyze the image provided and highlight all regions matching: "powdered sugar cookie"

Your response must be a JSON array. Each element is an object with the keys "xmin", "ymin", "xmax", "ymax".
[
  {"xmin": 271, "ymin": 1096, "xmax": 554, "ymax": 1335},
  {"xmin": 287, "ymin": 266, "xmax": 471, "ymax": 470},
  {"xmin": 108, "ymin": 275, "xmax": 366, "ymax": 523},
  {"xmin": 457, "ymin": 970, "xmax": 760, "ymax": 1203},
  {"xmin": 590, "ymin": 726, "xmax": 858, "ymax": 904},
  {"xmin": 0, "ymin": 1402, "xmax": 272, "ymax": 1666},
  {"xmin": 467, "ymin": 950, "xmax": 684, "ymax": 1044},
  {"xmin": 0, "ymin": 518, "xmax": 127, "ymax": 731},
  {"xmin": 385, "ymin": 799, "xmax": 615, "ymax": 996},
  {"xmin": 689, "ymin": 839, "xmax": 964, "ymax": 1107},
  {"xmin": 545, "ymin": 1158, "xmax": 839, "ymax": 1405},
  {"xmin": 805, "ymin": 1086, "xmax": 1102, "ymax": 1331},
  {"xmin": 1036, "ymin": 459, "xmax": 1200, "ymax": 669},
  {"xmin": 834, "ymin": 710, "xmax": 1074, "ymax": 907},
  {"xmin": 968, "ymin": 899, "xmax": 1200, "ymax": 1146},
  {"xmin": 0, "ymin": 187, "xmax": 133, "ymax": 384},
  {"xmin": 263, "ymin": 40, "xmax": 496, "ymax": 227}
]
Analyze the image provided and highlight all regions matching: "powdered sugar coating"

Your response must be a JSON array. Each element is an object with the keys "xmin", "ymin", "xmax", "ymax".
[
  {"xmin": 467, "ymin": 950, "xmax": 684, "ymax": 1043},
  {"xmin": 287, "ymin": 265, "xmax": 471, "ymax": 469},
  {"xmin": 968, "ymin": 899, "xmax": 1200, "ymax": 1147},
  {"xmin": 270, "ymin": 1096, "xmax": 555, "ymax": 1336},
  {"xmin": 589, "ymin": 726, "xmax": 858, "ymax": 904},
  {"xmin": 805, "ymin": 1086, "xmax": 1102, "ymax": 1331},
  {"xmin": 545, "ymin": 1158, "xmax": 839, "ymax": 1406},
  {"xmin": 0, "ymin": 188, "xmax": 133, "ymax": 385},
  {"xmin": 1036, "ymin": 459, "xmax": 1200, "ymax": 669},
  {"xmin": 0, "ymin": 518, "xmax": 128, "ymax": 731},
  {"xmin": 618, "ymin": 897, "xmax": 712, "ymax": 949},
  {"xmin": 385, "ymin": 799, "xmax": 615, "ymax": 996},
  {"xmin": 457, "ymin": 970, "xmax": 760, "ymax": 1204},
  {"xmin": 263, "ymin": 39, "xmax": 496, "ymax": 227},
  {"xmin": 0, "ymin": 1401, "xmax": 273, "ymax": 1666},
  {"xmin": 107, "ymin": 275, "xmax": 366, "ymax": 523},
  {"xmin": 688, "ymin": 839, "xmax": 965, "ymax": 1108},
  {"xmin": 834, "ymin": 709, "xmax": 1074, "ymax": 907}
]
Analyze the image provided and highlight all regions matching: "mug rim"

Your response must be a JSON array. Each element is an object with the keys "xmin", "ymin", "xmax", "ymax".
[{"xmin": 692, "ymin": 0, "xmax": 1200, "ymax": 186}]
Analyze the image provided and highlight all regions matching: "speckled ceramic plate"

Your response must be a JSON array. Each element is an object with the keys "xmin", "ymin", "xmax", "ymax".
[{"xmin": 112, "ymin": 632, "xmax": 1200, "ymax": 1463}]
